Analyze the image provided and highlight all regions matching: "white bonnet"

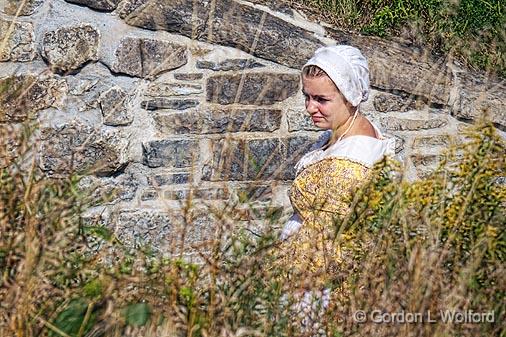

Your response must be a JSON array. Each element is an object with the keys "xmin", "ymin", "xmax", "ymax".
[{"xmin": 303, "ymin": 45, "xmax": 370, "ymax": 107}]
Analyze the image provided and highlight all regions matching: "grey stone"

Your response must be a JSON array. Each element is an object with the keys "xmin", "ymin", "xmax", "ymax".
[
  {"xmin": 114, "ymin": 209, "xmax": 172, "ymax": 249},
  {"xmin": 153, "ymin": 108, "xmax": 282, "ymax": 134},
  {"xmin": 142, "ymin": 139, "xmax": 199, "ymax": 168},
  {"xmin": 39, "ymin": 121, "xmax": 128, "ymax": 176},
  {"xmin": 65, "ymin": 62, "xmax": 136, "ymax": 113},
  {"xmin": 235, "ymin": 184, "xmax": 272, "ymax": 202},
  {"xmin": 411, "ymin": 154, "xmax": 444, "ymax": 167},
  {"xmin": 231, "ymin": 206, "xmax": 284, "ymax": 222},
  {"xmin": 141, "ymin": 98, "xmax": 199, "ymax": 111},
  {"xmin": 196, "ymin": 58, "xmax": 264, "ymax": 71},
  {"xmin": 174, "ymin": 73, "xmax": 203, "ymax": 81},
  {"xmin": 0, "ymin": 74, "xmax": 66, "ymax": 122},
  {"xmin": 3, "ymin": 0, "xmax": 43, "ymax": 15},
  {"xmin": 148, "ymin": 173, "xmax": 190, "ymax": 187},
  {"xmin": 287, "ymin": 108, "xmax": 320, "ymax": 131},
  {"xmin": 380, "ymin": 116, "xmax": 447, "ymax": 131},
  {"xmin": 0, "ymin": 18, "xmax": 35, "ymax": 61},
  {"xmin": 41, "ymin": 24, "xmax": 100, "ymax": 73},
  {"xmin": 373, "ymin": 92, "xmax": 426, "ymax": 112},
  {"xmin": 326, "ymin": 30, "xmax": 452, "ymax": 105},
  {"xmin": 113, "ymin": 208, "xmax": 219, "ymax": 251},
  {"xmin": 146, "ymin": 82, "xmax": 202, "ymax": 97},
  {"xmin": 78, "ymin": 173, "xmax": 139, "ymax": 204},
  {"xmin": 203, "ymin": 138, "xmax": 280, "ymax": 181},
  {"xmin": 112, "ymin": 37, "xmax": 187, "ymax": 78},
  {"xmin": 412, "ymin": 134, "xmax": 451, "ymax": 148},
  {"xmin": 451, "ymin": 72, "xmax": 505, "ymax": 129},
  {"xmin": 100, "ymin": 86, "xmax": 133, "ymax": 126},
  {"xmin": 393, "ymin": 135, "xmax": 405, "ymax": 153},
  {"xmin": 0, "ymin": 124, "xmax": 22, "ymax": 167},
  {"xmin": 140, "ymin": 189, "xmax": 158, "ymax": 201},
  {"xmin": 206, "ymin": 73, "xmax": 299, "ymax": 105},
  {"xmin": 245, "ymin": 0, "xmax": 294, "ymax": 15},
  {"xmin": 163, "ymin": 187, "xmax": 229, "ymax": 200},
  {"xmin": 65, "ymin": 0, "xmax": 122, "ymax": 11},
  {"xmin": 285, "ymin": 135, "xmax": 315, "ymax": 179},
  {"xmin": 117, "ymin": 0, "xmax": 321, "ymax": 69},
  {"xmin": 202, "ymin": 135, "xmax": 315, "ymax": 181}
]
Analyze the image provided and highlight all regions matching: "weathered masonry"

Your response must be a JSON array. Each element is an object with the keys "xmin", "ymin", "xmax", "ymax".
[{"xmin": 1, "ymin": 0, "xmax": 504, "ymax": 255}]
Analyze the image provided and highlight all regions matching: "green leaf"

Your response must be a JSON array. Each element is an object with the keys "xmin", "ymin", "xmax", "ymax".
[
  {"xmin": 49, "ymin": 299, "xmax": 94, "ymax": 337},
  {"xmin": 123, "ymin": 302, "xmax": 151, "ymax": 327}
]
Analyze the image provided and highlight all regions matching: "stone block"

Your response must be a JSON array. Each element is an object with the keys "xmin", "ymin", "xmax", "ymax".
[
  {"xmin": 0, "ymin": 18, "xmax": 35, "ymax": 61},
  {"xmin": 0, "ymin": 74, "xmax": 66, "ymax": 122},
  {"xmin": 393, "ymin": 135, "xmax": 405, "ymax": 153},
  {"xmin": 141, "ymin": 98, "xmax": 199, "ymax": 111},
  {"xmin": 326, "ymin": 32, "xmax": 452, "ymax": 105},
  {"xmin": 163, "ymin": 187, "xmax": 229, "ymax": 200},
  {"xmin": 412, "ymin": 134, "xmax": 452, "ymax": 148},
  {"xmin": 117, "ymin": 0, "xmax": 321, "ymax": 68},
  {"xmin": 203, "ymin": 135, "xmax": 315, "ymax": 181},
  {"xmin": 142, "ymin": 139, "xmax": 199, "ymax": 168},
  {"xmin": 153, "ymin": 108, "xmax": 282, "ymax": 134},
  {"xmin": 287, "ymin": 107, "xmax": 320, "ymax": 131},
  {"xmin": 174, "ymin": 73, "xmax": 203, "ymax": 81},
  {"xmin": 373, "ymin": 92, "xmax": 425, "ymax": 112},
  {"xmin": 243, "ymin": 0, "xmax": 294, "ymax": 15},
  {"xmin": 230, "ymin": 206, "xmax": 284, "ymax": 222},
  {"xmin": 65, "ymin": 0, "xmax": 122, "ymax": 11},
  {"xmin": 235, "ymin": 184, "xmax": 272, "ymax": 203},
  {"xmin": 380, "ymin": 115, "xmax": 447, "ymax": 131},
  {"xmin": 411, "ymin": 154, "xmax": 444, "ymax": 167},
  {"xmin": 206, "ymin": 73, "xmax": 299, "ymax": 105},
  {"xmin": 0, "ymin": 124, "xmax": 22, "ymax": 168},
  {"xmin": 148, "ymin": 173, "xmax": 190, "ymax": 187},
  {"xmin": 140, "ymin": 189, "xmax": 158, "ymax": 201},
  {"xmin": 114, "ymin": 209, "xmax": 173, "ymax": 249},
  {"xmin": 285, "ymin": 135, "xmax": 315, "ymax": 178},
  {"xmin": 100, "ymin": 86, "xmax": 133, "ymax": 126},
  {"xmin": 112, "ymin": 37, "xmax": 187, "ymax": 78},
  {"xmin": 3, "ymin": 0, "xmax": 43, "ymax": 15},
  {"xmin": 113, "ymin": 208, "xmax": 224, "ymax": 251},
  {"xmin": 39, "ymin": 120, "xmax": 129, "ymax": 176},
  {"xmin": 196, "ymin": 58, "xmax": 264, "ymax": 71},
  {"xmin": 41, "ymin": 24, "xmax": 100, "ymax": 74},
  {"xmin": 451, "ymin": 72, "xmax": 505, "ymax": 129},
  {"xmin": 146, "ymin": 83, "xmax": 202, "ymax": 97},
  {"xmin": 78, "ymin": 173, "xmax": 138, "ymax": 204},
  {"xmin": 203, "ymin": 138, "xmax": 279, "ymax": 181}
]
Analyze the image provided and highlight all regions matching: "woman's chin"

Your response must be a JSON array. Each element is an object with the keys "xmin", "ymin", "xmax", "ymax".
[{"xmin": 312, "ymin": 120, "xmax": 329, "ymax": 129}]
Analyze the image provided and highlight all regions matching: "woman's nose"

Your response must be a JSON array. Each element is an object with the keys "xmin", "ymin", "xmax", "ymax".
[{"xmin": 306, "ymin": 98, "xmax": 318, "ymax": 114}]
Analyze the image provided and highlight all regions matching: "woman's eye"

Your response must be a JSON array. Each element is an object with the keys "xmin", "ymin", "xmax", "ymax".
[{"xmin": 316, "ymin": 97, "xmax": 328, "ymax": 103}]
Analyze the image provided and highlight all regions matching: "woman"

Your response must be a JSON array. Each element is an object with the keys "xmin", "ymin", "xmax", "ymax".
[{"xmin": 276, "ymin": 45, "xmax": 395, "ymax": 331}]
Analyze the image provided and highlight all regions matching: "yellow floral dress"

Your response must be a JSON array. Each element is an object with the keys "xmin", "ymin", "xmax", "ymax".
[
  {"xmin": 276, "ymin": 127, "xmax": 395, "ymax": 291},
  {"xmin": 283, "ymin": 157, "xmax": 370, "ymax": 288}
]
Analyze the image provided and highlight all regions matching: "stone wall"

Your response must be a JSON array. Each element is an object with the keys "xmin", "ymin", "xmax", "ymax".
[{"xmin": 1, "ymin": 0, "xmax": 504, "ymax": 254}]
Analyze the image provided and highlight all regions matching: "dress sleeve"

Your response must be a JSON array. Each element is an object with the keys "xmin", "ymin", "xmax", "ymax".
[{"xmin": 280, "ymin": 213, "xmax": 303, "ymax": 241}]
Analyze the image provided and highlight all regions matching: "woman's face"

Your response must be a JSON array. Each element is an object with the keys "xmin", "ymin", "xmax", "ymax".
[{"xmin": 302, "ymin": 75, "xmax": 352, "ymax": 130}]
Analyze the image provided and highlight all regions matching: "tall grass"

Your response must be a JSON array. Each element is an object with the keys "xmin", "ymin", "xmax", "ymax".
[{"xmin": 1, "ymin": 115, "xmax": 504, "ymax": 336}]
